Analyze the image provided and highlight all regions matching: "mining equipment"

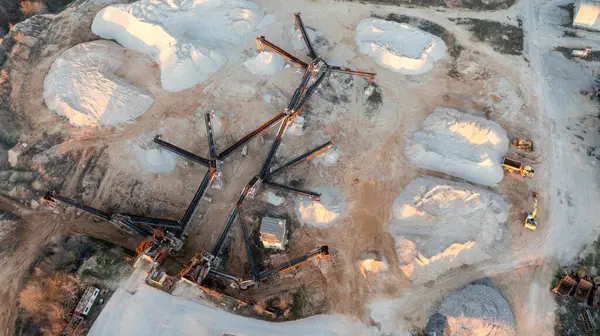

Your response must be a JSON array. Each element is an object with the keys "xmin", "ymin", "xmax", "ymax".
[
  {"xmin": 512, "ymin": 137, "xmax": 533, "ymax": 151},
  {"xmin": 502, "ymin": 157, "xmax": 535, "ymax": 177},
  {"xmin": 172, "ymin": 12, "xmax": 375, "ymax": 288},
  {"xmin": 42, "ymin": 191, "xmax": 185, "ymax": 256},
  {"xmin": 553, "ymin": 274, "xmax": 578, "ymax": 296},
  {"xmin": 575, "ymin": 279, "xmax": 594, "ymax": 302},
  {"xmin": 179, "ymin": 245, "xmax": 331, "ymax": 290}
]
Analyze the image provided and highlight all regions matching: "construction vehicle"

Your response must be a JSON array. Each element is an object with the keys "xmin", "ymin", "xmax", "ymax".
[
  {"xmin": 575, "ymin": 279, "xmax": 594, "ymax": 302},
  {"xmin": 524, "ymin": 192, "xmax": 539, "ymax": 230},
  {"xmin": 502, "ymin": 157, "xmax": 535, "ymax": 177},
  {"xmin": 146, "ymin": 265, "xmax": 176, "ymax": 292},
  {"xmin": 553, "ymin": 275, "xmax": 578, "ymax": 296},
  {"xmin": 179, "ymin": 246, "xmax": 331, "ymax": 290},
  {"xmin": 512, "ymin": 137, "xmax": 533, "ymax": 151}
]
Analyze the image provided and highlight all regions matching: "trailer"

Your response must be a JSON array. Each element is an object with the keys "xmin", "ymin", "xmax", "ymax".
[
  {"xmin": 575, "ymin": 279, "xmax": 593, "ymax": 302},
  {"xmin": 552, "ymin": 275, "xmax": 577, "ymax": 296}
]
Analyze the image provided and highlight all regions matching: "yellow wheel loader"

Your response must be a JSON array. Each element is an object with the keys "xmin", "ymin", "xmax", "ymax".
[{"xmin": 512, "ymin": 138, "xmax": 533, "ymax": 151}]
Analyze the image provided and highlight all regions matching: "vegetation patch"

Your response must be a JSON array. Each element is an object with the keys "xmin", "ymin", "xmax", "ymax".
[
  {"xmin": 14, "ymin": 235, "xmax": 132, "ymax": 336},
  {"xmin": 452, "ymin": 18, "xmax": 523, "ymax": 55}
]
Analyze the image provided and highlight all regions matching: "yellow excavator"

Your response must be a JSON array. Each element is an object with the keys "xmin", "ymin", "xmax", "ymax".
[{"xmin": 524, "ymin": 192, "xmax": 539, "ymax": 230}]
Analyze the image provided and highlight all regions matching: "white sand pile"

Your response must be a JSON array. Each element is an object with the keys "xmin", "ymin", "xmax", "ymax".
[
  {"xmin": 135, "ymin": 148, "xmax": 177, "ymax": 173},
  {"xmin": 359, "ymin": 250, "xmax": 389, "ymax": 277},
  {"xmin": 89, "ymin": 286, "xmax": 371, "ymax": 335},
  {"xmin": 295, "ymin": 186, "xmax": 346, "ymax": 227},
  {"xmin": 244, "ymin": 51, "xmax": 285, "ymax": 75},
  {"xmin": 43, "ymin": 41, "xmax": 154, "ymax": 127},
  {"xmin": 405, "ymin": 107, "xmax": 509, "ymax": 187},
  {"xmin": 128, "ymin": 136, "xmax": 177, "ymax": 173},
  {"xmin": 355, "ymin": 18, "xmax": 446, "ymax": 75},
  {"xmin": 92, "ymin": 0, "xmax": 268, "ymax": 92},
  {"xmin": 388, "ymin": 177, "xmax": 508, "ymax": 284},
  {"xmin": 430, "ymin": 283, "xmax": 516, "ymax": 335},
  {"xmin": 266, "ymin": 191, "xmax": 284, "ymax": 206}
]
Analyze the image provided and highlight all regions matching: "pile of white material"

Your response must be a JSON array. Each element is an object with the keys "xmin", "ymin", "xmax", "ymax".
[
  {"xmin": 135, "ymin": 147, "xmax": 177, "ymax": 173},
  {"xmin": 244, "ymin": 51, "xmax": 285, "ymax": 75},
  {"xmin": 405, "ymin": 107, "xmax": 509, "ymax": 187},
  {"xmin": 129, "ymin": 136, "xmax": 177, "ymax": 173},
  {"xmin": 389, "ymin": 177, "xmax": 508, "ymax": 284},
  {"xmin": 436, "ymin": 283, "xmax": 516, "ymax": 335},
  {"xmin": 88, "ymin": 285, "xmax": 371, "ymax": 335},
  {"xmin": 43, "ymin": 41, "xmax": 154, "ymax": 127},
  {"xmin": 266, "ymin": 191, "xmax": 284, "ymax": 206},
  {"xmin": 359, "ymin": 251, "xmax": 389, "ymax": 277},
  {"xmin": 573, "ymin": 1, "xmax": 600, "ymax": 31},
  {"xmin": 355, "ymin": 18, "xmax": 446, "ymax": 75},
  {"xmin": 295, "ymin": 186, "xmax": 346, "ymax": 227},
  {"xmin": 92, "ymin": 0, "xmax": 267, "ymax": 92}
]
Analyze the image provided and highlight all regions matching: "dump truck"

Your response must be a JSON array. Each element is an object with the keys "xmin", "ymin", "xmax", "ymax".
[
  {"xmin": 553, "ymin": 275, "xmax": 577, "ymax": 296},
  {"xmin": 512, "ymin": 138, "xmax": 533, "ymax": 151},
  {"xmin": 575, "ymin": 279, "xmax": 594, "ymax": 302},
  {"xmin": 502, "ymin": 157, "xmax": 535, "ymax": 177}
]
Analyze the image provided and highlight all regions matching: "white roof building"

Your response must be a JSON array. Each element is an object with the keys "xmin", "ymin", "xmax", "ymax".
[
  {"xmin": 574, "ymin": 1, "xmax": 600, "ymax": 31},
  {"xmin": 259, "ymin": 216, "xmax": 287, "ymax": 250}
]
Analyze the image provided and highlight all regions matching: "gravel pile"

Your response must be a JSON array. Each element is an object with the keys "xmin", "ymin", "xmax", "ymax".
[{"xmin": 427, "ymin": 281, "xmax": 516, "ymax": 335}]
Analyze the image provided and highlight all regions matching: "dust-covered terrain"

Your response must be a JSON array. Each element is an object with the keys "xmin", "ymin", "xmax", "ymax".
[{"xmin": 0, "ymin": 0, "xmax": 599, "ymax": 335}]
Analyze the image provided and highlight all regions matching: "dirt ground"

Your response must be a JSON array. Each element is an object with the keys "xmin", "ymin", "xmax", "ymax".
[{"xmin": 1, "ymin": 0, "xmax": 599, "ymax": 335}]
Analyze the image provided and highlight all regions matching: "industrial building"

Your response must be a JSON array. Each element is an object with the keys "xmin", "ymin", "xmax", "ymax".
[{"xmin": 260, "ymin": 216, "xmax": 287, "ymax": 250}]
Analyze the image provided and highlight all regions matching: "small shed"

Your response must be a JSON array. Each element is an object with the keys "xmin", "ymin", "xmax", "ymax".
[
  {"xmin": 259, "ymin": 216, "xmax": 287, "ymax": 250},
  {"xmin": 574, "ymin": 1, "xmax": 600, "ymax": 31}
]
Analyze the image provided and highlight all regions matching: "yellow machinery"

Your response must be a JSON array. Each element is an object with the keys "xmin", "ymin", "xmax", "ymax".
[
  {"xmin": 512, "ymin": 138, "xmax": 533, "ymax": 151},
  {"xmin": 503, "ymin": 157, "xmax": 535, "ymax": 177},
  {"xmin": 524, "ymin": 192, "xmax": 539, "ymax": 230}
]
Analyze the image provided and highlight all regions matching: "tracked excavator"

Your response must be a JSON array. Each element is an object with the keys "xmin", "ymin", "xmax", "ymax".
[{"xmin": 524, "ymin": 192, "xmax": 539, "ymax": 230}]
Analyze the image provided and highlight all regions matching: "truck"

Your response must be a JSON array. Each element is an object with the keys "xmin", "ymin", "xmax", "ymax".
[
  {"xmin": 553, "ymin": 275, "xmax": 577, "ymax": 296},
  {"xmin": 575, "ymin": 279, "xmax": 593, "ymax": 302},
  {"xmin": 502, "ymin": 157, "xmax": 535, "ymax": 177}
]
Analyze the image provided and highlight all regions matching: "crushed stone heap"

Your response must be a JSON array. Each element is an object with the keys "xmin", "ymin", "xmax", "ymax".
[
  {"xmin": 355, "ymin": 18, "xmax": 446, "ymax": 75},
  {"xmin": 388, "ymin": 177, "xmax": 508, "ymax": 284},
  {"xmin": 405, "ymin": 107, "xmax": 509, "ymax": 187},
  {"xmin": 295, "ymin": 186, "xmax": 347, "ymax": 227},
  {"xmin": 43, "ymin": 40, "xmax": 154, "ymax": 127},
  {"xmin": 427, "ymin": 281, "xmax": 517, "ymax": 336}
]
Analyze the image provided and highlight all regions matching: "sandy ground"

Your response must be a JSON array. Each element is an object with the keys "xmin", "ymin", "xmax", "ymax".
[{"xmin": 2, "ymin": 0, "xmax": 600, "ymax": 334}]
